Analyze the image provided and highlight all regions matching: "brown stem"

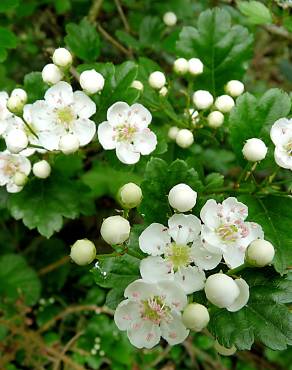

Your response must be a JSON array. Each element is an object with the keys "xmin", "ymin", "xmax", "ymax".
[
  {"xmin": 38, "ymin": 256, "xmax": 70, "ymax": 276},
  {"xmin": 97, "ymin": 23, "xmax": 132, "ymax": 57},
  {"xmin": 53, "ymin": 331, "xmax": 84, "ymax": 370},
  {"xmin": 114, "ymin": 0, "xmax": 131, "ymax": 32},
  {"xmin": 88, "ymin": 0, "xmax": 104, "ymax": 23}
]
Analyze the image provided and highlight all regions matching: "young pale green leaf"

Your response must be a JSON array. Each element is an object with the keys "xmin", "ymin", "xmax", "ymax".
[
  {"xmin": 0, "ymin": 254, "xmax": 41, "ymax": 305},
  {"xmin": 176, "ymin": 8, "xmax": 253, "ymax": 94},
  {"xmin": 238, "ymin": 1, "xmax": 272, "ymax": 25},
  {"xmin": 24, "ymin": 72, "xmax": 48, "ymax": 103},
  {"xmin": 65, "ymin": 19, "xmax": 101, "ymax": 62},
  {"xmin": 209, "ymin": 269, "xmax": 292, "ymax": 350},
  {"xmin": 239, "ymin": 195, "xmax": 292, "ymax": 274}
]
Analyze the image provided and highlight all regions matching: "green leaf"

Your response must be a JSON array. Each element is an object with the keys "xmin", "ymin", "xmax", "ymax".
[
  {"xmin": 0, "ymin": 27, "xmax": 17, "ymax": 56},
  {"xmin": 229, "ymin": 89, "xmax": 291, "ymax": 164},
  {"xmin": 204, "ymin": 173, "xmax": 224, "ymax": 191},
  {"xmin": 176, "ymin": 8, "xmax": 253, "ymax": 94},
  {"xmin": 209, "ymin": 269, "xmax": 292, "ymax": 350},
  {"xmin": 7, "ymin": 174, "xmax": 94, "ymax": 238},
  {"xmin": 0, "ymin": 254, "xmax": 41, "ymax": 305},
  {"xmin": 239, "ymin": 195, "xmax": 292, "ymax": 274},
  {"xmin": 140, "ymin": 158, "xmax": 203, "ymax": 224},
  {"xmin": 0, "ymin": 0, "xmax": 19, "ymax": 12},
  {"xmin": 139, "ymin": 16, "xmax": 164, "ymax": 50},
  {"xmin": 65, "ymin": 19, "xmax": 101, "ymax": 62},
  {"xmin": 24, "ymin": 72, "xmax": 47, "ymax": 103},
  {"xmin": 238, "ymin": 1, "xmax": 272, "ymax": 25}
]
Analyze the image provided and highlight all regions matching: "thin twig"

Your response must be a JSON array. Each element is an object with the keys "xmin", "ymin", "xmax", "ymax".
[
  {"xmin": 53, "ymin": 331, "xmax": 84, "ymax": 370},
  {"xmin": 264, "ymin": 24, "xmax": 292, "ymax": 41},
  {"xmin": 88, "ymin": 0, "xmax": 104, "ymax": 23},
  {"xmin": 38, "ymin": 256, "xmax": 70, "ymax": 276},
  {"xmin": 97, "ymin": 23, "xmax": 132, "ymax": 56},
  {"xmin": 114, "ymin": 0, "xmax": 131, "ymax": 32}
]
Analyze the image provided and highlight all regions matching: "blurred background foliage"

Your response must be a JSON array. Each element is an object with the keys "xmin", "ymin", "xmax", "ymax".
[{"xmin": 0, "ymin": 0, "xmax": 291, "ymax": 369}]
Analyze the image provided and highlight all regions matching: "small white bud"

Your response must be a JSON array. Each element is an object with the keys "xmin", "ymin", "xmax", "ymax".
[
  {"xmin": 6, "ymin": 129, "xmax": 28, "ymax": 153},
  {"xmin": 188, "ymin": 58, "xmax": 204, "ymax": 75},
  {"xmin": 163, "ymin": 12, "xmax": 177, "ymax": 26},
  {"xmin": 11, "ymin": 88, "xmax": 27, "ymax": 104},
  {"xmin": 214, "ymin": 341, "xmax": 237, "ymax": 356},
  {"xmin": 173, "ymin": 58, "xmax": 189, "ymax": 74},
  {"xmin": 33, "ymin": 160, "xmax": 51, "ymax": 179},
  {"xmin": 193, "ymin": 90, "xmax": 214, "ymax": 110},
  {"xmin": 100, "ymin": 215, "xmax": 130, "ymax": 245},
  {"xmin": 168, "ymin": 183, "xmax": 197, "ymax": 212},
  {"xmin": 242, "ymin": 138, "xmax": 267, "ymax": 162},
  {"xmin": 13, "ymin": 172, "xmax": 28, "ymax": 186},
  {"xmin": 188, "ymin": 109, "xmax": 199, "ymax": 125},
  {"xmin": 159, "ymin": 86, "xmax": 168, "ymax": 96},
  {"xmin": 7, "ymin": 95, "xmax": 25, "ymax": 114},
  {"xmin": 168, "ymin": 126, "xmax": 179, "ymax": 140},
  {"xmin": 148, "ymin": 71, "xmax": 166, "ymax": 90},
  {"xmin": 246, "ymin": 239, "xmax": 275, "ymax": 267},
  {"xmin": 225, "ymin": 80, "xmax": 244, "ymax": 97},
  {"xmin": 131, "ymin": 80, "xmax": 143, "ymax": 91},
  {"xmin": 204, "ymin": 273, "xmax": 239, "ymax": 308},
  {"xmin": 119, "ymin": 182, "xmax": 142, "ymax": 209},
  {"xmin": 52, "ymin": 47, "xmax": 72, "ymax": 68},
  {"xmin": 79, "ymin": 69, "xmax": 105, "ymax": 94},
  {"xmin": 176, "ymin": 129, "xmax": 194, "ymax": 148},
  {"xmin": 59, "ymin": 133, "xmax": 80, "ymax": 154},
  {"xmin": 214, "ymin": 95, "xmax": 235, "ymax": 113},
  {"xmin": 207, "ymin": 111, "xmax": 224, "ymax": 128},
  {"xmin": 182, "ymin": 303, "xmax": 210, "ymax": 331},
  {"xmin": 42, "ymin": 64, "xmax": 63, "ymax": 85},
  {"xmin": 70, "ymin": 239, "xmax": 96, "ymax": 266}
]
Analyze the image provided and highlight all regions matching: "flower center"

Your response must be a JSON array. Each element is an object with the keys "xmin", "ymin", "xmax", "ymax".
[
  {"xmin": 57, "ymin": 107, "xmax": 75, "ymax": 124},
  {"xmin": 141, "ymin": 296, "xmax": 170, "ymax": 324},
  {"xmin": 284, "ymin": 141, "xmax": 292, "ymax": 156},
  {"xmin": 216, "ymin": 220, "xmax": 249, "ymax": 242},
  {"xmin": 114, "ymin": 124, "xmax": 137, "ymax": 142},
  {"xmin": 165, "ymin": 243, "xmax": 192, "ymax": 269}
]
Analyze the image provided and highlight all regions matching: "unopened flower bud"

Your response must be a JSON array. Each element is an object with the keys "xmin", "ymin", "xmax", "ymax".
[
  {"xmin": 225, "ymin": 80, "xmax": 244, "ymax": 97},
  {"xmin": 163, "ymin": 12, "xmax": 177, "ymax": 26},
  {"xmin": 131, "ymin": 80, "xmax": 143, "ymax": 91},
  {"xmin": 148, "ymin": 71, "xmax": 166, "ymax": 90},
  {"xmin": 188, "ymin": 58, "xmax": 204, "ymax": 75},
  {"xmin": 214, "ymin": 341, "xmax": 237, "ymax": 356},
  {"xmin": 80, "ymin": 69, "xmax": 105, "ymax": 94},
  {"xmin": 52, "ymin": 47, "xmax": 72, "ymax": 68},
  {"xmin": 182, "ymin": 303, "xmax": 210, "ymax": 331},
  {"xmin": 207, "ymin": 111, "xmax": 224, "ymax": 128},
  {"xmin": 159, "ymin": 86, "xmax": 168, "ymax": 96},
  {"xmin": 176, "ymin": 129, "xmax": 194, "ymax": 148},
  {"xmin": 70, "ymin": 239, "xmax": 96, "ymax": 266},
  {"xmin": 11, "ymin": 88, "xmax": 27, "ymax": 104},
  {"xmin": 168, "ymin": 126, "xmax": 179, "ymax": 140},
  {"xmin": 6, "ymin": 129, "xmax": 28, "ymax": 153},
  {"xmin": 100, "ymin": 215, "xmax": 130, "ymax": 245},
  {"xmin": 7, "ymin": 95, "xmax": 25, "ymax": 114},
  {"xmin": 246, "ymin": 239, "xmax": 275, "ymax": 267},
  {"xmin": 168, "ymin": 183, "xmax": 197, "ymax": 212},
  {"xmin": 193, "ymin": 90, "xmax": 214, "ymax": 110},
  {"xmin": 33, "ymin": 160, "xmax": 51, "ymax": 179},
  {"xmin": 119, "ymin": 182, "xmax": 142, "ymax": 209},
  {"xmin": 13, "ymin": 172, "xmax": 28, "ymax": 186},
  {"xmin": 59, "ymin": 133, "xmax": 80, "ymax": 154},
  {"xmin": 214, "ymin": 95, "xmax": 235, "ymax": 113},
  {"xmin": 42, "ymin": 64, "xmax": 63, "ymax": 85},
  {"xmin": 242, "ymin": 138, "xmax": 267, "ymax": 162},
  {"xmin": 173, "ymin": 58, "xmax": 189, "ymax": 74}
]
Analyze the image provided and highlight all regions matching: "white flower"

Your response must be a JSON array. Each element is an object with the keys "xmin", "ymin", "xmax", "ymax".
[
  {"xmin": 79, "ymin": 69, "xmax": 105, "ymax": 94},
  {"xmin": 30, "ymin": 81, "xmax": 96, "ymax": 151},
  {"xmin": 119, "ymin": 182, "xmax": 142, "ymax": 209},
  {"xmin": 207, "ymin": 111, "xmax": 224, "ymax": 128},
  {"xmin": 242, "ymin": 138, "xmax": 267, "ymax": 162},
  {"xmin": 148, "ymin": 71, "xmax": 166, "ymax": 90},
  {"xmin": 214, "ymin": 95, "xmax": 235, "ymax": 113},
  {"xmin": 193, "ymin": 90, "xmax": 214, "ymax": 110},
  {"xmin": 42, "ymin": 64, "xmax": 64, "ymax": 85},
  {"xmin": 270, "ymin": 118, "xmax": 292, "ymax": 170},
  {"xmin": 100, "ymin": 215, "xmax": 130, "ymax": 245},
  {"xmin": 163, "ymin": 12, "xmax": 177, "ymax": 26},
  {"xmin": 173, "ymin": 58, "xmax": 189, "ymax": 75},
  {"xmin": 246, "ymin": 239, "xmax": 275, "ymax": 267},
  {"xmin": 32, "ymin": 160, "xmax": 51, "ymax": 179},
  {"xmin": 52, "ymin": 47, "xmax": 72, "ymax": 68},
  {"xmin": 168, "ymin": 183, "xmax": 197, "ymax": 212},
  {"xmin": 138, "ymin": 214, "xmax": 221, "ymax": 294},
  {"xmin": 131, "ymin": 80, "xmax": 143, "ymax": 91},
  {"xmin": 182, "ymin": 303, "xmax": 210, "ymax": 331},
  {"xmin": 0, "ymin": 151, "xmax": 31, "ymax": 193},
  {"xmin": 98, "ymin": 102, "xmax": 157, "ymax": 164},
  {"xmin": 114, "ymin": 279, "xmax": 189, "ymax": 348},
  {"xmin": 168, "ymin": 126, "xmax": 179, "ymax": 140},
  {"xmin": 200, "ymin": 197, "xmax": 264, "ymax": 268},
  {"xmin": 70, "ymin": 239, "xmax": 96, "ymax": 266},
  {"xmin": 225, "ymin": 80, "xmax": 244, "ymax": 97},
  {"xmin": 188, "ymin": 58, "xmax": 204, "ymax": 76},
  {"xmin": 204, "ymin": 273, "xmax": 249, "ymax": 312},
  {"xmin": 175, "ymin": 129, "xmax": 194, "ymax": 148}
]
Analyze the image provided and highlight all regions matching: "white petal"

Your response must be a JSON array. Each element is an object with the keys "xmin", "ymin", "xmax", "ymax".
[
  {"xmin": 23, "ymin": 104, "xmax": 32, "ymax": 124},
  {"xmin": 157, "ymin": 281, "xmax": 188, "ymax": 311},
  {"xmin": 0, "ymin": 119, "xmax": 8, "ymax": 135},
  {"xmin": 107, "ymin": 101, "xmax": 129, "ymax": 127},
  {"xmin": 128, "ymin": 103, "xmax": 152, "ymax": 128},
  {"xmin": 133, "ymin": 129, "xmax": 157, "ymax": 155},
  {"xmin": 114, "ymin": 299, "xmax": 141, "ymax": 330},
  {"xmin": 73, "ymin": 91, "xmax": 96, "ymax": 119},
  {"xmin": 116, "ymin": 142, "xmax": 140, "ymax": 164},
  {"xmin": 168, "ymin": 213, "xmax": 201, "ymax": 245},
  {"xmin": 174, "ymin": 266, "xmax": 206, "ymax": 294},
  {"xmin": 243, "ymin": 222, "xmax": 264, "ymax": 248},
  {"xmin": 227, "ymin": 278, "xmax": 249, "ymax": 312},
  {"xmin": 222, "ymin": 197, "xmax": 248, "ymax": 221},
  {"xmin": 70, "ymin": 118, "xmax": 96, "ymax": 146},
  {"xmin": 6, "ymin": 182, "xmax": 23, "ymax": 193},
  {"xmin": 30, "ymin": 101, "xmax": 57, "ymax": 130},
  {"xmin": 223, "ymin": 245, "xmax": 245, "ymax": 268},
  {"xmin": 200, "ymin": 199, "xmax": 221, "ymax": 229},
  {"xmin": 140, "ymin": 256, "xmax": 173, "ymax": 283},
  {"xmin": 124, "ymin": 279, "xmax": 160, "ymax": 301},
  {"xmin": 45, "ymin": 81, "xmax": 73, "ymax": 108},
  {"xmin": 191, "ymin": 240, "xmax": 222, "ymax": 270},
  {"xmin": 270, "ymin": 118, "xmax": 292, "ymax": 145},
  {"xmin": 161, "ymin": 313, "xmax": 189, "ymax": 345},
  {"xmin": 127, "ymin": 320, "xmax": 161, "ymax": 349},
  {"xmin": 38, "ymin": 130, "xmax": 64, "ymax": 151},
  {"xmin": 139, "ymin": 223, "xmax": 171, "ymax": 256},
  {"xmin": 3, "ymin": 116, "xmax": 25, "ymax": 135},
  {"xmin": 274, "ymin": 146, "xmax": 292, "ymax": 170},
  {"xmin": 18, "ymin": 156, "xmax": 32, "ymax": 175},
  {"xmin": 201, "ymin": 225, "xmax": 225, "ymax": 254},
  {"xmin": 97, "ymin": 121, "xmax": 116, "ymax": 149}
]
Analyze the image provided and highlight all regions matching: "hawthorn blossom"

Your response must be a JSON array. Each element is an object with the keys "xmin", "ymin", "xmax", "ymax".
[
  {"xmin": 0, "ymin": 92, "xmax": 12, "ymax": 135},
  {"xmin": 0, "ymin": 151, "xmax": 31, "ymax": 193},
  {"xmin": 114, "ymin": 279, "xmax": 189, "ymax": 348},
  {"xmin": 270, "ymin": 118, "xmax": 292, "ymax": 170},
  {"xmin": 98, "ymin": 102, "xmax": 157, "ymax": 164},
  {"xmin": 29, "ymin": 81, "xmax": 96, "ymax": 151},
  {"xmin": 200, "ymin": 197, "xmax": 264, "ymax": 268},
  {"xmin": 138, "ymin": 214, "xmax": 221, "ymax": 294}
]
